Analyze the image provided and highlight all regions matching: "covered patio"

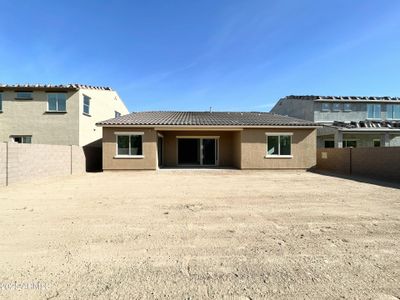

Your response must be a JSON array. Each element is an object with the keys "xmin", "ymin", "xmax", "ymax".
[{"xmin": 156, "ymin": 129, "xmax": 242, "ymax": 168}]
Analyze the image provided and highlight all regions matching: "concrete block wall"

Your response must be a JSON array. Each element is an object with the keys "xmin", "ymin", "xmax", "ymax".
[
  {"xmin": 317, "ymin": 147, "xmax": 400, "ymax": 182},
  {"xmin": 0, "ymin": 142, "xmax": 86, "ymax": 187}
]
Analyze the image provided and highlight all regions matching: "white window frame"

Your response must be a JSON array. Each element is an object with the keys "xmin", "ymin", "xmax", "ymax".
[
  {"xmin": 332, "ymin": 103, "xmax": 341, "ymax": 111},
  {"xmin": 10, "ymin": 135, "xmax": 32, "ymax": 144},
  {"xmin": 321, "ymin": 103, "xmax": 330, "ymax": 111},
  {"xmin": 47, "ymin": 93, "xmax": 67, "ymax": 112},
  {"xmin": 114, "ymin": 132, "xmax": 144, "ymax": 158},
  {"xmin": 265, "ymin": 132, "xmax": 293, "ymax": 158},
  {"xmin": 83, "ymin": 95, "xmax": 91, "ymax": 115},
  {"xmin": 344, "ymin": 103, "xmax": 352, "ymax": 112},
  {"xmin": 15, "ymin": 91, "xmax": 33, "ymax": 100},
  {"xmin": 387, "ymin": 104, "xmax": 400, "ymax": 120},
  {"xmin": 367, "ymin": 104, "xmax": 381, "ymax": 120},
  {"xmin": 373, "ymin": 139, "xmax": 381, "ymax": 147},
  {"xmin": 324, "ymin": 139, "xmax": 335, "ymax": 148},
  {"xmin": 343, "ymin": 139, "xmax": 357, "ymax": 148}
]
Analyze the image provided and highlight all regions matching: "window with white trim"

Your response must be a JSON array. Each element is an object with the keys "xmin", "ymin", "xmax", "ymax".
[
  {"xmin": 332, "ymin": 103, "xmax": 341, "ymax": 111},
  {"xmin": 15, "ymin": 91, "xmax": 33, "ymax": 100},
  {"xmin": 324, "ymin": 140, "xmax": 334, "ymax": 148},
  {"xmin": 343, "ymin": 140, "xmax": 357, "ymax": 148},
  {"xmin": 47, "ymin": 93, "xmax": 67, "ymax": 112},
  {"xmin": 344, "ymin": 103, "xmax": 352, "ymax": 111},
  {"xmin": 115, "ymin": 111, "xmax": 121, "ymax": 118},
  {"xmin": 387, "ymin": 104, "xmax": 400, "ymax": 120},
  {"xmin": 266, "ymin": 133, "xmax": 292, "ymax": 156},
  {"xmin": 321, "ymin": 103, "xmax": 330, "ymax": 111},
  {"xmin": 116, "ymin": 133, "xmax": 143, "ymax": 156},
  {"xmin": 83, "ymin": 95, "xmax": 90, "ymax": 115},
  {"xmin": 367, "ymin": 104, "xmax": 381, "ymax": 119},
  {"xmin": 11, "ymin": 135, "xmax": 32, "ymax": 144}
]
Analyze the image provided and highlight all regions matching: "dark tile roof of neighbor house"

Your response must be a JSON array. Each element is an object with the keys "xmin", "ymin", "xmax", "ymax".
[
  {"xmin": 97, "ymin": 111, "xmax": 317, "ymax": 127},
  {"xmin": 0, "ymin": 83, "xmax": 113, "ymax": 91},
  {"xmin": 286, "ymin": 95, "xmax": 400, "ymax": 101}
]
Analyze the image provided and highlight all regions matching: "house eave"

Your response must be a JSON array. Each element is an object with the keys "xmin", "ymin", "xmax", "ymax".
[{"xmin": 96, "ymin": 124, "xmax": 320, "ymax": 129}]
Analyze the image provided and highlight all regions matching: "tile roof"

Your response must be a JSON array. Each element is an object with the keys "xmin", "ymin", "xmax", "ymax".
[
  {"xmin": 97, "ymin": 111, "xmax": 317, "ymax": 127},
  {"xmin": 0, "ymin": 83, "xmax": 113, "ymax": 91},
  {"xmin": 286, "ymin": 95, "xmax": 400, "ymax": 101},
  {"xmin": 330, "ymin": 120, "xmax": 400, "ymax": 130}
]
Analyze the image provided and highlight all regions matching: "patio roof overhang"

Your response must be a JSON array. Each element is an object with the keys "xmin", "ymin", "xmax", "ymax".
[{"xmin": 97, "ymin": 124, "xmax": 321, "ymax": 130}]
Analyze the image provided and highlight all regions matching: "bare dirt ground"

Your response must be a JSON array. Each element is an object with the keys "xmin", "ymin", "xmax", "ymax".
[{"xmin": 0, "ymin": 170, "xmax": 399, "ymax": 299}]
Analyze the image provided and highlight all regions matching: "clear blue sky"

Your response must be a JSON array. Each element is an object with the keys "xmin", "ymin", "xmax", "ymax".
[{"xmin": 1, "ymin": 0, "xmax": 400, "ymax": 112}]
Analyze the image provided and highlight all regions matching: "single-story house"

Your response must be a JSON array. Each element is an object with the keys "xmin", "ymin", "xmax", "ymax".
[{"xmin": 96, "ymin": 111, "xmax": 319, "ymax": 170}]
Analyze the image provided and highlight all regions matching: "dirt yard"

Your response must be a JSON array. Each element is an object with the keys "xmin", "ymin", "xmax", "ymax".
[{"xmin": 0, "ymin": 170, "xmax": 399, "ymax": 299}]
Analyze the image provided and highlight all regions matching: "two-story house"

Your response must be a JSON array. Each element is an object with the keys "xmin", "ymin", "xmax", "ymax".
[
  {"xmin": 0, "ymin": 84, "xmax": 129, "ymax": 146},
  {"xmin": 270, "ymin": 95, "xmax": 400, "ymax": 148}
]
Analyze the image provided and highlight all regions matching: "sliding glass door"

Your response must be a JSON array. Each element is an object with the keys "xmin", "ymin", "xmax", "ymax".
[{"xmin": 177, "ymin": 137, "xmax": 219, "ymax": 166}]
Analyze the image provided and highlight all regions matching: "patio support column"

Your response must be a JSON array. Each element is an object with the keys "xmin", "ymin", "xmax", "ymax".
[
  {"xmin": 334, "ymin": 131, "xmax": 343, "ymax": 148},
  {"xmin": 383, "ymin": 133, "xmax": 390, "ymax": 147}
]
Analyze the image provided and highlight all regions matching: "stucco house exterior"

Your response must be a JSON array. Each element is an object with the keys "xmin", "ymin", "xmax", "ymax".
[
  {"xmin": 270, "ymin": 95, "xmax": 400, "ymax": 148},
  {"xmin": 96, "ymin": 111, "xmax": 318, "ymax": 170},
  {"xmin": 0, "ymin": 83, "xmax": 129, "ymax": 146}
]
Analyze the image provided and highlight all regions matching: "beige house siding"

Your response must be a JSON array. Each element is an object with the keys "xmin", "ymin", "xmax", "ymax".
[
  {"xmin": 0, "ymin": 88, "xmax": 128, "ymax": 146},
  {"xmin": 102, "ymin": 127, "xmax": 158, "ymax": 170},
  {"xmin": 240, "ymin": 128, "xmax": 317, "ymax": 169},
  {"xmin": 0, "ymin": 90, "xmax": 80, "ymax": 145},
  {"xmin": 78, "ymin": 89, "xmax": 128, "ymax": 146},
  {"xmin": 232, "ymin": 131, "xmax": 242, "ymax": 169},
  {"xmin": 102, "ymin": 126, "xmax": 316, "ymax": 170}
]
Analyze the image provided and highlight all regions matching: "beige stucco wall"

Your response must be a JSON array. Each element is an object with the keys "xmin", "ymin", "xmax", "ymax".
[
  {"xmin": 0, "ymin": 88, "xmax": 129, "ymax": 146},
  {"xmin": 102, "ymin": 127, "xmax": 158, "ymax": 170},
  {"xmin": 232, "ymin": 131, "xmax": 242, "ymax": 168},
  {"xmin": 160, "ymin": 130, "xmax": 239, "ymax": 167},
  {"xmin": 101, "ymin": 127, "xmax": 316, "ymax": 170},
  {"xmin": 240, "ymin": 128, "xmax": 317, "ymax": 169},
  {"xmin": 0, "ymin": 90, "xmax": 80, "ymax": 145},
  {"xmin": 78, "ymin": 89, "xmax": 129, "ymax": 146}
]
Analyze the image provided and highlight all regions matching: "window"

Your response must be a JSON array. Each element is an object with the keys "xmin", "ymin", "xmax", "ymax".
[
  {"xmin": 116, "ymin": 133, "xmax": 143, "ymax": 157},
  {"xmin": 0, "ymin": 93, "xmax": 2, "ymax": 111},
  {"xmin": 373, "ymin": 139, "xmax": 381, "ymax": 147},
  {"xmin": 367, "ymin": 104, "xmax": 381, "ymax": 119},
  {"xmin": 344, "ymin": 103, "xmax": 352, "ymax": 111},
  {"xmin": 324, "ymin": 140, "xmax": 334, "ymax": 148},
  {"xmin": 47, "ymin": 93, "xmax": 67, "ymax": 112},
  {"xmin": 266, "ymin": 133, "xmax": 292, "ymax": 157},
  {"xmin": 83, "ymin": 95, "xmax": 90, "ymax": 115},
  {"xmin": 11, "ymin": 136, "xmax": 32, "ymax": 144},
  {"xmin": 387, "ymin": 104, "xmax": 400, "ymax": 120},
  {"xmin": 321, "ymin": 103, "xmax": 330, "ymax": 111},
  {"xmin": 343, "ymin": 140, "xmax": 357, "ymax": 148},
  {"xmin": 332, "ymin": 103, "xmax": 341, "ymax": 111},
  {"xmin": 15, "ymin": 91, "xmax": 32, "ymax": 100},
  {"xmin": 115, "ymin": 111, "xmax": 121, "ymax": 118}
]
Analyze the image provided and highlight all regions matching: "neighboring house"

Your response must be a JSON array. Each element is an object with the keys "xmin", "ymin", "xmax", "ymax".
[
  {"xmin": 96, "ymin": 111, "xmax": 318, "ymax": 170},
  {"xmin": 0, "ymin": 84, "xmax": 129, "ymax": 146},
  {"xmin": 270, "ymin": 95, "xmax": 400, "ymax": 148}
]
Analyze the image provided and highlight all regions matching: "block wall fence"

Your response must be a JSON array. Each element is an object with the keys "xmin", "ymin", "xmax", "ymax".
[
  {"xmin": 0, "ymin": 142, "xmax": 86, "ymax": 186},
  {"xmin": 317, "ymin": 147, "xmax": 400, "ymax": 182}
]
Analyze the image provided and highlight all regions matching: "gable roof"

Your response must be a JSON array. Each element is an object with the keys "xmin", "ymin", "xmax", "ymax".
[{"xmin": 97, "ymin": 111, "xmax": 317, "ymax": 127}]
